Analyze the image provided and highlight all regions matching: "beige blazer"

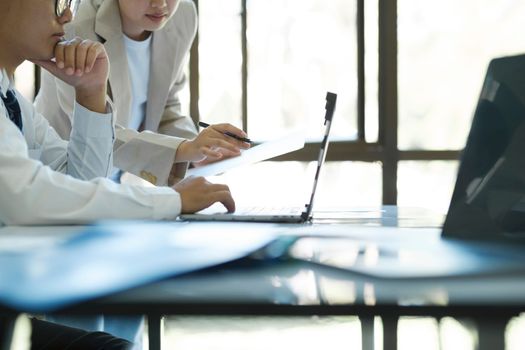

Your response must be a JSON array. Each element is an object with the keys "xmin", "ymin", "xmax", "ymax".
[{"xmin": 35, "ymin": 0, "xmax": 198, "ymax": 186}]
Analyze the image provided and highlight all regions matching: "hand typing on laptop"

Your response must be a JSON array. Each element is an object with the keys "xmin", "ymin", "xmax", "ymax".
[{"xmin": 174, "ymin": 176, "xmax": 236, "ymax": 214}]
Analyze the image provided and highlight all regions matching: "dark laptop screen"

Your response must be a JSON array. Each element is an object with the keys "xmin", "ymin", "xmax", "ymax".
[{"xmin": 443, "ymin": 56, "xmax": 525, "ymax": 241}]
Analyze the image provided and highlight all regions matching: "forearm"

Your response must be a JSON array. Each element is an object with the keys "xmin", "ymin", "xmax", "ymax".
[{"xmin": 75, "ymin": 84, "xmax": 107, "ymax": 114}]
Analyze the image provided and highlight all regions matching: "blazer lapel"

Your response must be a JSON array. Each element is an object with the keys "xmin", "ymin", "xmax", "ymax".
[
  {"xmin": 144, "ymin": 25, "xmax": 179, "ymax": 131},
  {"xmin": 94, "ymin": 0, "xmax": 132, "ymax": 128}
]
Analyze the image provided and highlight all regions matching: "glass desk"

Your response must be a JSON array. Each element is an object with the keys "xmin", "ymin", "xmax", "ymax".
[{"xmin": 1, "ymin": 207, "xmax": 524, "ymax": 350}]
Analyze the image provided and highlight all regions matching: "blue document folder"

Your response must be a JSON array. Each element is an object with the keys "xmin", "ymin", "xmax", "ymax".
[{"xmin": 0, "ymin": 221, "xmax": 279, "ymax": 312}]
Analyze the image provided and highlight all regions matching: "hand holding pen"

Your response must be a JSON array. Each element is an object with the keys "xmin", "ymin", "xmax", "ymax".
[
  {"xmin": 198, "ymin": 122, "xmax": 252, "ymax": 144},
  {"xmin": 176, "ymin": 122, "xmax": 251, "ymax": 164}
]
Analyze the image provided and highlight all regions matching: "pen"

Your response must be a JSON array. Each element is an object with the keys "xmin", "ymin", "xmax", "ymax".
[{"xmin": 198, "ymin": 121, "xmax": 252, "ymax": 144}]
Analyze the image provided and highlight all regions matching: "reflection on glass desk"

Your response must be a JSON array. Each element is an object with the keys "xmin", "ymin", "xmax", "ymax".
[
  {"xmin": 313, "ymin": 206, "xmax": 446, "ymax": 228},
  {"xmin": 58, "ymin": 207, "xmax": 525, "ymax": 319},
  {"xmin": 86, "ymin": 257, "xmax": 525, "ymax": 317}
]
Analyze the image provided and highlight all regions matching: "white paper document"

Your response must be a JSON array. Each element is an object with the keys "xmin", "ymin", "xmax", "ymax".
[{"xmin": 186, "ymin": 131, "xmax": 305, "ymax": 177}]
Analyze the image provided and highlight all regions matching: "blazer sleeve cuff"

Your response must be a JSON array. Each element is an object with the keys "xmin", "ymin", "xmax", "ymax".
[{"xmin": 113, "ymin": 130, "xmax": 187, "ymax": 186}]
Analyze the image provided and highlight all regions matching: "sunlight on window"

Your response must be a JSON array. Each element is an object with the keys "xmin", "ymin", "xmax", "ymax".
[
  {"xmin": 208, "ymin": 161, "xmax": 382, "ymax": 209},
  {"xmin": 160, "ymin": 315, "xmax": 487, "ymax": 350},
  {"xmin": 398, "ymin": 317, "xmax": 440, "ymax": 350},
  {"xmin": 365, "ymin": 0, "xmax": 379, "ymax": 143},
  {"xmin": 247, "ymin": 0, "xmax": 357, "ymax": 141},
  {"xmin": 399, "ymin": 317, "xmax": 476, "ymax": 350},
  {"xmin": 163, "ymin": 316, "xmax": 362, "ymax": 350},
  {"xmin": 198, "ymin": 0, "xmax": 243, "ymax": 127},
  {"xmin": 506, "ymin": 314, "xmax": 525, "ymax": 350},
  {"xmin": 439, "ymin": 318, "xmax": 475, "ymax": 350},
  {"xmin": 398, "ymin": 0, "xmax": 525, "ymax": 150},
  {"xmin": 398, "ymin": 161, "xmax": 459, "ymax": 214}
]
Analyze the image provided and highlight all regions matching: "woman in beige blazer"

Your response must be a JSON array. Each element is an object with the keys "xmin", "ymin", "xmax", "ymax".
[
  {"xmin": 35, "ymin": 0, "xmax": 249, "ymax": 347},
  {"xmin": 35, "ymin": 0, "xmax": 249, "ymax": 187}
]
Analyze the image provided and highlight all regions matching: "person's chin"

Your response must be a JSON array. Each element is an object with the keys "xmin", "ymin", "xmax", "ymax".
[
  {"xmin": 31, "ymin": 49, "xmax": 54, "ymax": 63},
  {"xmin": 144, "ymin": 23, "xmax": 166, "ymax": 32},
  {"xmin": 144, "ymin": 17, "xmax": 168, "ymax": 31},
  {"xmin": 43, "ymin": 47, "xmax": 56, "ymax": 60}
]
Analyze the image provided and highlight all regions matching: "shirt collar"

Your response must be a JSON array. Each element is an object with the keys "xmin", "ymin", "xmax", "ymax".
[{"xmin": 0, "ymin": 69, "xmax": 14, "ymax": 99}]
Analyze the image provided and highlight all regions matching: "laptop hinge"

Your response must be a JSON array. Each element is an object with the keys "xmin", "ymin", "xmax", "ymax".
[{"xmin": 301, "ymin": 204, "xmax": 312, "ymax": 222}]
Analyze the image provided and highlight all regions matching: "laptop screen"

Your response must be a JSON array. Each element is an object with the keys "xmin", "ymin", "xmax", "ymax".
[
  {"xmin": 443, "ymin": 56, "xmax": 525, "ymax": 241},
  {"xmin": 301, "ymin": 92, "xmax": 337, "ymax": 221}
]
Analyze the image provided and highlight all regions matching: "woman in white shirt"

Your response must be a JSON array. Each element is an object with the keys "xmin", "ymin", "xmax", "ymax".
[
  {"xmin": 35, "ymin": 0, "xmax": 249, "ymax": 186},
  {"xmin": 34, "ymin": 0, "xmax": 251, "ymax": 345}
]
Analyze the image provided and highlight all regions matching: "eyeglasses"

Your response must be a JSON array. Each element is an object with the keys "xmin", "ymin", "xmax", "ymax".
[{"xmin": 55, "ymin": 0, "xmax": 81, "ymax": 17}]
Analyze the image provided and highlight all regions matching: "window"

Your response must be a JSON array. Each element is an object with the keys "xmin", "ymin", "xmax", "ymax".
[
  {"xmin": 197, "ymin": 0, "xmax": 243, "ymax": 127},
  {"xmin": 396, "ymin": 0, "xmax": 525, "ymax": 212},
  {"xmin": 194, "ymin": 0, "xmax": 384, "ymax": 209},
  {"xmin": 191, "ymin": 0, "xmax": 525, "ymax": 213},
  {"xmin": 246, "ymin": 0, "xmax": 358, "ymax": 141},
  {"xmin": 398, "ymin": 0, "xmax": 525, "ymax": 150}
]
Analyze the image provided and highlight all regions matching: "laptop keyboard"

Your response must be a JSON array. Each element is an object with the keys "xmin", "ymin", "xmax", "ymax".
[{"xmin": 234, "ymin": 206, "xmax": 303, "ymax": 216}]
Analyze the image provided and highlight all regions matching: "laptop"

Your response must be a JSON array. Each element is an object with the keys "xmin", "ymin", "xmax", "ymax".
[
  {"xmin": 442, "ymin": 54, "xmax": 525, "ymax": 241},
  {"xmin": 281, "ymin": 55, "xmax": 525, "ymax": 278},
  {"xmin": 179, "ymin": 92, "xmax": 337, "ymax": 223}
]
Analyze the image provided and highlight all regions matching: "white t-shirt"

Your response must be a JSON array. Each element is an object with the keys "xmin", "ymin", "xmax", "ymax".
[{"xmin": 123, "ymin": 34, "xmax": 152, "ymax": 130}]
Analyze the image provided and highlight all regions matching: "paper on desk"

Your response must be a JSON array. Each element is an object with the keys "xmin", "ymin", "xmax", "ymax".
[{"xmin": 186, "ymin": 131, "xmax": 305, "ymax": 177}]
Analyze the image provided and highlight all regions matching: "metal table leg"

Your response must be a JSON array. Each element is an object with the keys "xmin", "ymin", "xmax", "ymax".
[
  {"xmin": 0, "ymin": 315, "xmax": 16, "ymax": 350},
  {"xmin": 475, "ymin": 316, "xmax": 509, "ymax": 350},
  {"xmin": 382, "ymin": 316, "xmax": 398, "ymax": 350},
  {"xmin": 360, "ymin": 316, "xmax": 375, "ymax": 350},
  {"xmin": 148, "ymin": 314, "xmax": 162, "ymax": 350}
]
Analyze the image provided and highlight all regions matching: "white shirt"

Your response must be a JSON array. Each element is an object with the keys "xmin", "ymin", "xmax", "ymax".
[
  {"xmin": 0, "ymin": 69, "xmax": 181, "ymax": 225},
  {"xmin": 123, "ymin": 34, "xmax": 152, "ymax": 131}
]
